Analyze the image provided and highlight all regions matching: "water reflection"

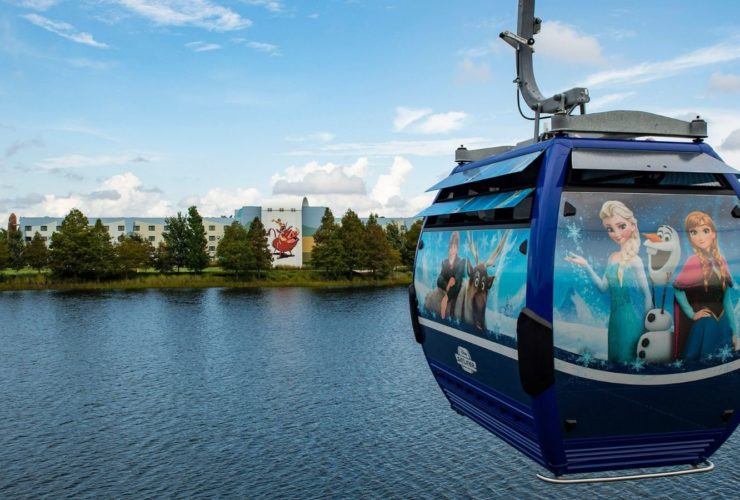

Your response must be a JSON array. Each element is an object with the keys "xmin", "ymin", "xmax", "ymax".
[{"xmin": 0, "ymin": 288, "xmax": 738, "ymax": 497}]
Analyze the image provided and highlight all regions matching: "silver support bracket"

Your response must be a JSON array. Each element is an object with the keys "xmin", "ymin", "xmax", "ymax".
[
  {"xmin": 548, "ymin": 111, "xmax": 708, "ymax": 139},
  {"xmin": 536, "ymin": 460, "xmax": 714, "ymax": 485}
]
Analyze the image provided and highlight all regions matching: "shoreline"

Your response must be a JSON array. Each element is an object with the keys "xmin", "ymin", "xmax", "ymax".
[{"xmin": 0, "ymin": 270, "xmax": 412, "ymax": 292}]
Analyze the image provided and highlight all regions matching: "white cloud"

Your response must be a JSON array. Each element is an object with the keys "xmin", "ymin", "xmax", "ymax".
[
  {"xmin": 393, "ymin": 107, "xmax": 431, "ymax": 132},
  {"xmin": 182, "ymin": 186, "xmax": 262, "ymax": 216},
  {"xmin": 246, "ymin": 41, "xmax": 280, "ymax": 56},
  {"xmin": 456, "ymin": 57, "xmax": 492, "ymax": 83},
  {"xmin": 267, "ymin": 157, "xmax": 434, "ymax": 217},
  {"xmin": 415, "ymin": 112, "xmax": 467, "ymax": 134},
  {"xmin": 5, "ymin": 172, "xmax": 173, "ymax": 219},
  {"xmin": 588, "ymin": 91, "xmax": 636, "ymax": 111},
  {"xmin": 271, "ymin": 159, "xmax": 367, "ymax": 195},
  {"xmin": 18, "ymin": 0, "xmax": 58, "ymax": 10},
  {"xmin": 185, "ymin": 41, "xmax": 221, "ymax": 52},
  {"xmin": 722, "ymin": 129, "xmax": 740, "ymax": 150},
  {"xmin": 112, "ymin": 0, "xmax": 252, "ymax": 31},
  {"xmin": 709, "ymin": 72, "xmax": 740, "ymax": 93},
  {"xmin": 241, "ymin": 0, "xmax": 283, "ymax": 13},
  {"xmin": 370, "ymin": 156, "xmax": 412, "ymax": 205},
  {"xmin": 36, "ymin": 153, "xmax": 150, "ymax": 170},
  {"xmin": 295, "ymin": 137, "xmax": 489, "ymax": 157},
  {"xmin": 584, "ymin": 42, "xmax": 740, "ymax": 88},
  {"xmin": 536, "ymin": 20, "xmax": 604, "ymax": 65},
  {"xmin": 393, "ymin": 107, "xmax": 467, "ymax": 134},
  {"xmin": 23, "ymin": 14, "xmax": 108, "ymax": 48},
  {"xmin": 285, "ymin": 132, "xmax": 335, "ymax": 143}
]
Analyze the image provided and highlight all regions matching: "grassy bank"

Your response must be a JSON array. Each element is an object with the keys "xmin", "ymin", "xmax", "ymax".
[{"xmin": 0, "ymin": 268, "xmax": 412, "ymax": 291}]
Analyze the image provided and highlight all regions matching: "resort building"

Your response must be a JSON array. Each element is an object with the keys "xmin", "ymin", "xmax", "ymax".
[
  {"xmin": 17, "ymin": 198, "xmax": 419, "ymax": 267},
  {"xmin": 19, "ymin": 216, "xmax": 233, "ymax": 259}
]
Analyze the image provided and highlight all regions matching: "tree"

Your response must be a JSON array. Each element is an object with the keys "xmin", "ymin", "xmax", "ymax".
[
  {"xmin": 401, "ymin": 219, "xmax": 423, "ymax": 267},
  {"xmin": 23, "ymin": 232, "xmax": 49, "ymax": 272},
  {"xmin": 384, "ymin": 223, "xmax": 403, "ymax": 254},
  {"xmin": 49, "ymin": 208, "xmax": 94, "ymax": 279},
  {"xmin": 116, "ymin": 234, "xmax": 153, "ymax": 278},
  {"xmin": 310, "ymin": 208, "xmax": 345, "ymax": 278},
  {"xmin": 7, "ymin": 224, "xmax": 24, "ymax": 271},
  {"xmin": 152, "ymin": 242, "xmax": 173, "ymax": 273},
  {"xmin": 338, "ymin": 209, "xmax": 367, "ymax": 278},
  {"xmin": 217, "ymin": 221, "xmax": 254, "ymax": 279},
  {"xmin": 0, "ymin": 230, "xmax": 10, "ymax": 270},
  {"xmin": 162, "ymin": 212, "xmax": 188, "ymax": 272},
  {"xmin": 89, "ymin": 219, "xmax": 116, "ymax": 280},
  {"xmin": 364, "ymin": 214, "xmax": 398, "ymax": 278},
  {"xmin": 185, "ymin": 206, "xmax": 209, "ymax": 273},
  {"xmin": 247, "ymin": 217, "xmax": 272, "ymax": 278}
]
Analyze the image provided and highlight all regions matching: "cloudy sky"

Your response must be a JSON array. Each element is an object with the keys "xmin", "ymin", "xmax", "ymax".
[{"xmin": 1, "ymin": 0, "xmax": 739, "ymax": 223}]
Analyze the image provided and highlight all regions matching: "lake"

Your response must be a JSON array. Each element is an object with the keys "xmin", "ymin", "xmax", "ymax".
[{"xmin": 0, "ymin": 287, "xmax": 738, "ymax": 498}]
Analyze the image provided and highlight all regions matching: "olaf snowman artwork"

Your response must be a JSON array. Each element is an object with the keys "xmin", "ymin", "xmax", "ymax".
[{"xmin": 637, "ymin": 225, "xmax": 682, "ymax": 362}]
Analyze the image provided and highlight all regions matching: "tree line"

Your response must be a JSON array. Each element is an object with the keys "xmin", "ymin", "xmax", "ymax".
[
  {"xmin": 0, "ymin": 207, "xmax": 421, "ymax": 281},
  {"xmin": 308, "ymin": 208, "xmax": 421, "ymax": 279},
  {"xmin": 0, "ymin": 207, "xmax": 272, "ymax": 280}
]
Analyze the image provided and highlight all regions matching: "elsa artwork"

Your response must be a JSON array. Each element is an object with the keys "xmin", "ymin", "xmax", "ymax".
[{"xmin": 565, "ymin": 200, "xmax": 652, "ymax": 364}]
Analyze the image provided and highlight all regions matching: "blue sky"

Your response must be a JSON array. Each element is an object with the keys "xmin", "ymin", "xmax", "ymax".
[{"xmin": 1, "ymin": 0, "xmax": 739, "ymax": 222}]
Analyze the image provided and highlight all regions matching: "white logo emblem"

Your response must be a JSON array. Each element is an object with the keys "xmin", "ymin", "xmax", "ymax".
[{"xmin": 455, "ymin": 346, "xmax": 477, "ymax": 374}]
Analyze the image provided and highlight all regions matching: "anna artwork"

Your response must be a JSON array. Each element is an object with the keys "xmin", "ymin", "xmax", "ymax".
[{"xmin": 673, "ymin": 211, "xmax": 738, "ymax": 360}]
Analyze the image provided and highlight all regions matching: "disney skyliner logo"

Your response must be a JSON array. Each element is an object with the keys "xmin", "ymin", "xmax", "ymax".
[{"xmin": 455, "ymin": 346, "xmax": 477, "ymax": 374}]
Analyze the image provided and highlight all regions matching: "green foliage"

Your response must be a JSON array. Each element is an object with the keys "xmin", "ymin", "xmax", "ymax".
[
  {"xmin": 247, "ymin": 217, "xmax": 272, "ymax": 278},
  {"xmin": 401, "ymin": 219, "xmax": 422, "ymax": 267},
  {"xmin": 217, "ymin": 221, "xmax": 254, "ymax": 278},
  {"xmin": 89, "ymin": 220, "xmax": 116, "ymax": 279},
  {"xmin": 384, "ymin": 223, "xmax": 403, "ymax": 253},
  {"xmin": 152, "ymin": 242, "xmax": 173, "ymax": 273},
  {"xmin": 7, "ymin": 225, "xmax": 25, "ymax": 271},
  {"xmin": 185, "ymin": 206, "xmax": 209, "ymax": 273},
  {"xmin": 364, "ymin": 213, "xmax": 399, "ymax": 278},
  {"xmin": 163, "ymin": 212, "xmax": 188, "ymax": 272},
  {"xmin": 338, "ymin": 209, "xmax": 367, "ymax": 278},
  {"xmin": 0, "ymin": 230, "xmax": 10, "ymax": 270},
  {"xmin": 116, "ymin": 233, "xmax": 153, "ymax": 278},
  {"xmin": 48, "ymin": 209, "xmax": 114, "ymax": 279},
  {"xmin": 23, "ymin": 232, "xmax": 49, "ymax": 272},
  {"xmin": 310, "ymin": 208, "xmax": 345, "ymax": 278}
]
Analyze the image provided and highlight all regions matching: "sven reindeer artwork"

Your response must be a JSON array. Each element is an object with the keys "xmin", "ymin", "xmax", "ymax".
[{"xmin": 424, "ymin": 230, "xmax": 510, "ymax": 332}]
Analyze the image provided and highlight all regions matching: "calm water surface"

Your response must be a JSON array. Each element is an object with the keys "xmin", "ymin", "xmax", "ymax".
[{"xmin": 1, "ymin": 287, "xmax": 738, "ymax": 498}]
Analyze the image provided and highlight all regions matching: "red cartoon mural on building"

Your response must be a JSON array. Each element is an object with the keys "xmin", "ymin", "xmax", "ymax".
[{"xmin": 268, "ymin": 218, "xmax": 300, "ymax": 258}]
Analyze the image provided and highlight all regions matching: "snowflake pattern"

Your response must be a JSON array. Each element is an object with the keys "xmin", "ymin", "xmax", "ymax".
[
  {"xmin": 716, "ymin": 344, "xmax": 734, "ymax": 363},
  {"xmin": 565, "ymin": 221, "xmax": 583, "ymax": 244},
  {"xmin": 629, "ymin": 358, "xmax": 645, "ymax": 372},
  {"xmin": 577, "ymin": 351, "xmax": 595, "ymax": 368},
  {"xmin": 670, "ymin": 359, "xmax": 684, "ymax": 370}
]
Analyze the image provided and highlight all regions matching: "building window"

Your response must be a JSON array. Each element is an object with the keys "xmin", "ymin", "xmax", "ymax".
[
  {"xmin": 209, "ymin": 235, "xmax": 215, "ymax": 241},
  {"xmin": 208, "ymin": 246, "xmax": 215, "ymax": 251},
  {"xmin": 149, "ymin": 225, "xmax": 155, "ymax": 231},
  {"xmin": 118, "ymin": 225, "xmax": 125, "ymax": 231},
  {"xmin": 209, "ymin": 225, "xmax": 215, "ymax": 231},
  {"xmin": 25, "ymin": 237, "xmax": 31, "ymax": 242},
  {"xmin": 134, "ymin": 225, "xmax": 140, "ymax": 231},
  {"xmin": 104, "ymin": 225, "xmax": 110, "ymax": 231},
  {"xmin": 41, "ymin": 225, "xmax": 47, "ymax": 231},
  {"xmin": 148, "ymin": 236, "xmax": 155, "ymax": 242},
  {"xmin": 25, "ymin": 225, "xmax": 32, "ymax": 231}
]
